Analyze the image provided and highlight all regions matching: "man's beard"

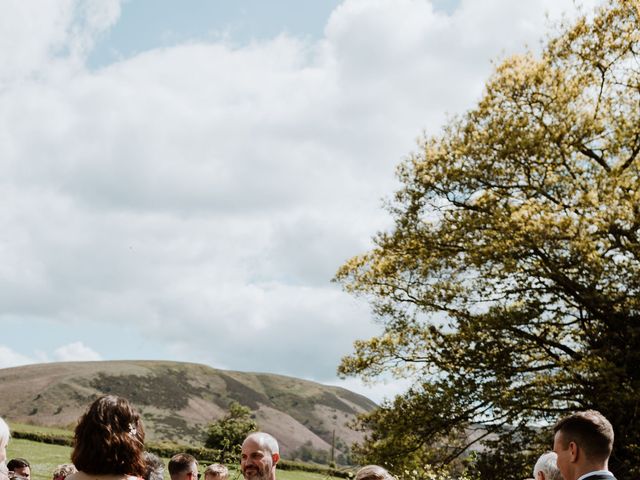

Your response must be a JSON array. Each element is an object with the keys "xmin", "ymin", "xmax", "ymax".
[{"xmin": 242, "ymin": 463, "xmax": 271, "ymax": 480}]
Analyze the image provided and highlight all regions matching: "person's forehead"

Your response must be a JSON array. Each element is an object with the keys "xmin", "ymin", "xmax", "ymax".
[{"xmin": 242, "ymin": 438, "xmax": 267, "ymax": 454}]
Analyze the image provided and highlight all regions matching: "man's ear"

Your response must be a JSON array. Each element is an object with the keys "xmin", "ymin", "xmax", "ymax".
[
  {"xmin": 272, "ymin": 453, "xmax": 280, "ymax": 465},
  {"xmin": 537, "ymin": 470, "xmax": 545, "ymax": 480},
  {"xmin": 569, "ymin": 441, "xmax": 579, "ymax": 463}
]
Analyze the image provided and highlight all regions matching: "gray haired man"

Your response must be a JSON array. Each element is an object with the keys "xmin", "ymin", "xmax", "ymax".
[
  {"xmin": 240, "ymin": 432, "xmax": 279, "ymax": 480},
  {"xmin": 533, "ymin": 452, "xmax": 562, "ymax": 480}
]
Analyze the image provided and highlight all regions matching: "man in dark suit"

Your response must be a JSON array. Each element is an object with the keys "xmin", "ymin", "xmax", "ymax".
[{"xmin": 553, "ymin": 410, "xmax": 616, "ymax": 480}]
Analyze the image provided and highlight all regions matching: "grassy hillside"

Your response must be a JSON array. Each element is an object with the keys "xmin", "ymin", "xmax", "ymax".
[{"xmin": 0, "ymin": 361, "xmax": 376, "ymax": 462}]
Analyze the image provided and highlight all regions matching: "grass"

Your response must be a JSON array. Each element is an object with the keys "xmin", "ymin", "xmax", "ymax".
[
  {"xmin": 202, "ymin": 464, "xmax": 345, "ymax": 480},
  {"xmin": 6, "ymin": 438, "xmax": 72, "ymax": 480},
  {"xmin": 6, "ymin": 438, "xmax": 343, "ymax": 480},
  {"xmin": 277, "ymin": 470, "xmax": 343, "ymax": 480}
]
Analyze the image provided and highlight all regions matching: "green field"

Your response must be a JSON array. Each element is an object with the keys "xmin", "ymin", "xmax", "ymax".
[
  {"xmin": 6, "ymin": 438, "xmax": 341, "ymax": 480},
  {"xmin": 6, "ymin": 438, "xmax": 72, "ymax": 480}
]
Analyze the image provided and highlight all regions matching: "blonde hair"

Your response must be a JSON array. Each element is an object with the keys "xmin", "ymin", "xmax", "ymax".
[
  {"xmin": 53, "ymin": 464, "xmax": 77, "ymax": 480},
  {"xmin": 204, "ymin": 464, "xmax": 228, "ymax": 480}
]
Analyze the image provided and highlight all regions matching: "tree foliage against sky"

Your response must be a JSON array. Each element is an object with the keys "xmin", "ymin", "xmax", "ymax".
[
  {"xmin": 205, "ymin": 402, "xmax": 257, "ymax": 460},
  {"xmin": 336, "ymin": 1, "xmax": 640, "ymax": 478}
]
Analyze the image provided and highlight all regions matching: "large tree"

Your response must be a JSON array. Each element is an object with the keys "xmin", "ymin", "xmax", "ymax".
[
  {"xmin": 336, "ymin": 1, "xmax": 640, "ymax": 479},
  {"xmin": 205, "ymin": 401, "xmax": 257, "ymax": 460}
]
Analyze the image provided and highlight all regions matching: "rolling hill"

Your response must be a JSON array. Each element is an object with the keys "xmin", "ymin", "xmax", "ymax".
[{"xmin": 0, "ymin": 360, "xmax": 377, "ymax": 461}]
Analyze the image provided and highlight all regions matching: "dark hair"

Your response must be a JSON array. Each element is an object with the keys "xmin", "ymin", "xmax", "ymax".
[
  {"xmin": 553, "ymin": 410, "xmax": 614, "ymax": 462},
  {"xmin": 168, "ymin": 454, "xmax": 197, "ymax": 477},
  {"xmin": 7, "ymin": 459, "xmax": 30, "ymax": 471},
  {"xmin": 71, "ymin": 395, "xmax": 146, "ymax": 476}
]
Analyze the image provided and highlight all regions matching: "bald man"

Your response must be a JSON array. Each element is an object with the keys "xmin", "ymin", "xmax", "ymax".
[{"xmin": 240, "ymin": 432, "xmax": 280, "ymax": 480}]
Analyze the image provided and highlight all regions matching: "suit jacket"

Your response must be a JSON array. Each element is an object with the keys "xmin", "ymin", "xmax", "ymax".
[{"xmin": 579, "ymin": 474, "xmax": 616, "ymax": 480}]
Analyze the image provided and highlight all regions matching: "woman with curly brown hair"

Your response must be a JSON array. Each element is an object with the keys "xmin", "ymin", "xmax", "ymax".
[{"xmin": 67, "ymin": 395, "xmax": 146, "ymax": 480}]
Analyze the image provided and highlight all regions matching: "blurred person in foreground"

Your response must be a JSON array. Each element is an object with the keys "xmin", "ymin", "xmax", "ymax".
[
  {"xmin": 355, "ymin": 465, "xmax": 395, "ymax": 480},
  {"xmin": 240, "ymin": 432, "xmax": 279, "ymax": 480},
  {"xmin": 143, "ymin": 452, "xmax": 164, "ymax": 480},
  {"xmin": 53, "ymin": 464, "xmax": 77, "ymax": 480},
  {"xmin": 0, "ymin": 417, "xmax": 10, "ymax": 480},
  {"xmin": 203, "ymin": 464, "xmax": 227, "ymax": 480},
  {"xmin": 7, "ymin": 458, "xmax": 30, "ymax": 480},
  {"xmin": 66, "ymin": 395, "xmax": 146, "ymax": 480}
]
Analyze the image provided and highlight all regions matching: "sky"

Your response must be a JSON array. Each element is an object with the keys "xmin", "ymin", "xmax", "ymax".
[{"xmin": 0, "ymin": 0, "xmax": 601, "ymax": 403}]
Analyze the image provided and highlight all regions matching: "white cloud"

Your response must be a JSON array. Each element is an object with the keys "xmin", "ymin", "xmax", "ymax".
[
  {"xmin": 0, "ymin": 341, "xmax": 101, "ymax": 369},
  {"xmin": 0, "ymin": 0, "xmax": 120, "ymax": 86},
  {"xmin": 160, "ymin": 283, "xmax": 380, "ymax": 379},
  {"xmin": 0, "ymin": 346, "xmax": 35, "ymax": 369},
  {"xmin": 53, "ymin": 341, "xmax": 102, "ymax": 362},
  {"xmin": 327, "ymin": 376, "xmax": 416, "ymax": 405},
  {"xmin": 0, "ymin": 342, "xmax": 100, "ymax": 369},
  {"xmin": 1, "ymin": 0, "xmax": 604, "ymax": 400}
]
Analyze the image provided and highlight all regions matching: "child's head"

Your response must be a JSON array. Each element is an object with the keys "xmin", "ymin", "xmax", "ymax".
[{"xmin": 204, "ymin": 464, "xmax": 228, "ymax": 480}]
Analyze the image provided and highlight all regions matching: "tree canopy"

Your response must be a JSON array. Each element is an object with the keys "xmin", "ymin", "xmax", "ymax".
[
  {"xmin": 336, "ymin": 1, "xmax": 640, "ymax": 478},
  {"xmin": 205, "ymin": 401, "xmax": 257, "ymax": 460}
]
